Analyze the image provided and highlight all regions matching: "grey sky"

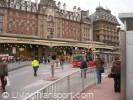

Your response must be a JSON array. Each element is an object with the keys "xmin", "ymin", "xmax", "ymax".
[
  {"xmin": 31, "ymin": 0, "xmax": 133, "ymax": 28},
  {"xmin": 31, "ymin": 0, "xmax": 133, "ymax": 15}
]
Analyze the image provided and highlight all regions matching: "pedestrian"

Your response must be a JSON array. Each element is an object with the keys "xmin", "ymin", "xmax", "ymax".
[
  {"xmin": 60, "ymin": 55, "xmax": 65, "ymax": 69},
  {"xmin": 80, "ymin": 57, "xmax": 88, "ymax": 78},
  {"xmin": 111, "ymin": 57, "xmax": 121, "ymax": 93},
  {"xmin": 32, "ymin": 58, "xmax": 39, "ymax": 77},
  {"xmin": 67, "ymin": 56, "xmax": 70, "ymax": 63},
  {"xmin": 0, "ymin": 58, "xmax": 8, "ymax": 92},
  {"xmin": 94, "ymin": 54, "xmax": 104, "ymax": 84}
]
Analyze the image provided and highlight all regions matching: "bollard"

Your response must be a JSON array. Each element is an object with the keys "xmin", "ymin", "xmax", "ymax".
[{"xmin": 51, "ymin": 65, "xmax": 54, "ymax": 77}]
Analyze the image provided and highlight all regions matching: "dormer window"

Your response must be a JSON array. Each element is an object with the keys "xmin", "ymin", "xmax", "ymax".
[
  {"xmin": 10, "ymin": 1, "xmax": 14, "ymax": 8},
  {"xmin": 16, "ymin": 3, "xmax": 20, "ymax": 9},
  {"xmin": 21, "ymin": 3, "xmax": 25, "ymax": 10},
  {"xmin": 27, "ymin": 2, "xmax": 31, "ymax": 12}
]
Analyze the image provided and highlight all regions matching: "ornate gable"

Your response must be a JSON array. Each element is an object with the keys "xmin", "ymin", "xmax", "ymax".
[
  {"xmin": 84, "ymin": 17, "xmax": 91, "ymax": 23},
  {"xmin": 0, "ymin": 0, "xmax": 7, "ymax": 7},
  {"xmin": 55, "ymin": 9, "xmax": 62, "ymax": 17}
]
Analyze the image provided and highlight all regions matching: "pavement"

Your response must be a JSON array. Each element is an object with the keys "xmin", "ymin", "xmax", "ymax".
[{"xmin": 73, "ymin": 77, "xmax": 120, "ymax": 100}]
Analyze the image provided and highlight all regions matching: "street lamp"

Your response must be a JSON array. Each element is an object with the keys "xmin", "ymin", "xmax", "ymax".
[
  {"xmin": 0, "ymin": 27, "xmax": 3, "ymax": 34},
  {"xmin": 117, "ymin": 27, "xmax": 121, "ymax": 47}
]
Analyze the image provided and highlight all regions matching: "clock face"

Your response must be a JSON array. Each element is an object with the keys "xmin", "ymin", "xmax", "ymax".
[{"xmin": 48, "ymin": 8, "xmax": 53, "ymax": 15}]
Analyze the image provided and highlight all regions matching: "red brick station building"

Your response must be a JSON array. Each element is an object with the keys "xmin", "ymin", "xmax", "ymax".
[{"xmin": 0, "ymin": 0, "xmax": 120, "ymax": 60}]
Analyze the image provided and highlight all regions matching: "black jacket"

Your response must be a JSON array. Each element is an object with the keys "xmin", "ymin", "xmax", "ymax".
[{"xmin": 80, "ymin": 61, "xmax": 87, "ymax": 69}]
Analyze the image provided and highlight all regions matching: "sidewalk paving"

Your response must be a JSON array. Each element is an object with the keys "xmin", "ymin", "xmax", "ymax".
[{"xmin": 73, "ymin": 78, "xmax": 120, "ymax": 100}]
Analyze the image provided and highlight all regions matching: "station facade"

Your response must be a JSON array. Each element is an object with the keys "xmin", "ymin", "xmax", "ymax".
[{"xmin": 0, "ymin": 0, "xmax": 119, "ymax": 60}]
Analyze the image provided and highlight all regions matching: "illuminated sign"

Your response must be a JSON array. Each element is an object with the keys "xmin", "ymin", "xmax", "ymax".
[{"xmin": 12, "ymin": 47, "xmax": 16, "ymax": 54}]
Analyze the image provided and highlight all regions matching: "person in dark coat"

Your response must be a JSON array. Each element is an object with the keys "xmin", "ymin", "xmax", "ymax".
[
  {"xmin": 0, "ymin": 58, "xmax": 8, "ymax": 92},
  {"xmin": 94, "ymin": 54, "xmax": 104, "ymax": 84},
  {"xmin": 111, "ymin": 57, "xmax": 121, "ymax": 93},
  {"xmin": 80, "ymin": 57, "xmax": 88, "ymax": 78}
]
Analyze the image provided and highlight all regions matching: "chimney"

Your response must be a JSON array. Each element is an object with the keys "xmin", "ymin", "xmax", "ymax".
[
  {"xmin": 63, "ymin": 3, "xmax": 66, "ymax": 11},
  {"xmin": 57, "ymin": 1, "xmax": 61, "ymax": 9},
  {"xmin": 35, "ymin": 0, "xmax": 38, "ymax": 10},
  {"xmin": 73, "ymin": 6, "xmax": 76, "ymax": 13},
  {"xmin": 29, "ymin": 0, "xmax": 31, "ymax": 5},
  {"xmin": 77, "ymin": 7, "xmax": 81, "ymax": 13},
  {"xmin": 86, "ymin": 10, "xmax": 89, "ymax": 17}
]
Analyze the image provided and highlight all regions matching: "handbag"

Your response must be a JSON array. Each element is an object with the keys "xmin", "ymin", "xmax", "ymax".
[
  {"xmin": 4, "ymin": 76, "xmax": 11, "ymax": 86},
  {"xmin": 100, "ymin": 67, "xmax": 104, "ymax": 73},
  {"xmin": 58, "ymin": 62, "xmax": 60, "ymax": 67},
  {"xmin": 108, "ymin": 73, "xmax": 114, "ymax": 78}
]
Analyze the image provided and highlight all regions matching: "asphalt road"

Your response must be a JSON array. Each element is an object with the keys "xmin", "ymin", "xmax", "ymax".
[{"xmin": 0, "ymin": 63, "xmax": 80, "ymax": 100}]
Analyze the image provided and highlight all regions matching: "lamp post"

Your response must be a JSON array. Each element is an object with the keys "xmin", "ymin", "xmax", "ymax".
[
  {"xmin": 117, "ymin": 27, "xmax": 121, "ymax": 47},
  {"xmin": 0, "ymin": 28, "xmax": 3, "ymax": 34}
]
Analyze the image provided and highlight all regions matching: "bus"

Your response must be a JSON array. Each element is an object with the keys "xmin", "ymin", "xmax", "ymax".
[
  {"xmin": 72, "ymin": 49, "xmax": 120, "ymax": 67},
  {"xmin": 72, "ymin": 50, "xmax": 92, "ymax": 67},
  {"xmin": 72, "ymin": 54, "xmax": 85, "ymax": 67}
]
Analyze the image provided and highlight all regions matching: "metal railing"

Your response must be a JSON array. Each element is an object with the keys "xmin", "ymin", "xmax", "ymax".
[
  {"xmin": 23, "ymin": 68, "xmax": 96, "ymax": 100},
  {"xmin": 8, "ymin": 61, "xmax": 31, "ymax": 71},
  {"xmin": 23, "ymin": 63, "xmax": 112, "ymax": 100}
]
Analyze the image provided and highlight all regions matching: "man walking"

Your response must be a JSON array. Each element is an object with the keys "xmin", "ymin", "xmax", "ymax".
[
  {"xmin": 0, "ymin": 58, "xmax": 8, "ymax": 92},
  {"xmin": 94, "ymin": 55, "xmax": 104, "ymax": 84},
  {"xmin": 32, "ymin": 58, "xmax": 39, "ymax": 77}
]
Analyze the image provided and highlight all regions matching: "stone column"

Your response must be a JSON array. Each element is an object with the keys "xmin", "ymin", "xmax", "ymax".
[{"xmin": 38, "ymin": 46, "xmax": 42, "ymax": 58}]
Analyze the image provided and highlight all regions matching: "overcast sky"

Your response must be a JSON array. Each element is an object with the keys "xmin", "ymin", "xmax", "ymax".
[{"xmin": 31, "ymin": 0, "xmax": 133, "ymax": 28}]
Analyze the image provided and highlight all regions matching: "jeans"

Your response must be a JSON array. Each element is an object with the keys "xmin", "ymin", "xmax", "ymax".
[
  {"xmin": 81, "ymin": 69, "xmax": 87, "ymax": 78},
  {"xmin": 96, "ymin": 68, "xmax": 102, "ymax": 83},
  {"xmin": 60, "ymin": 61, "xmax": 64, "ymax": 69}
]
